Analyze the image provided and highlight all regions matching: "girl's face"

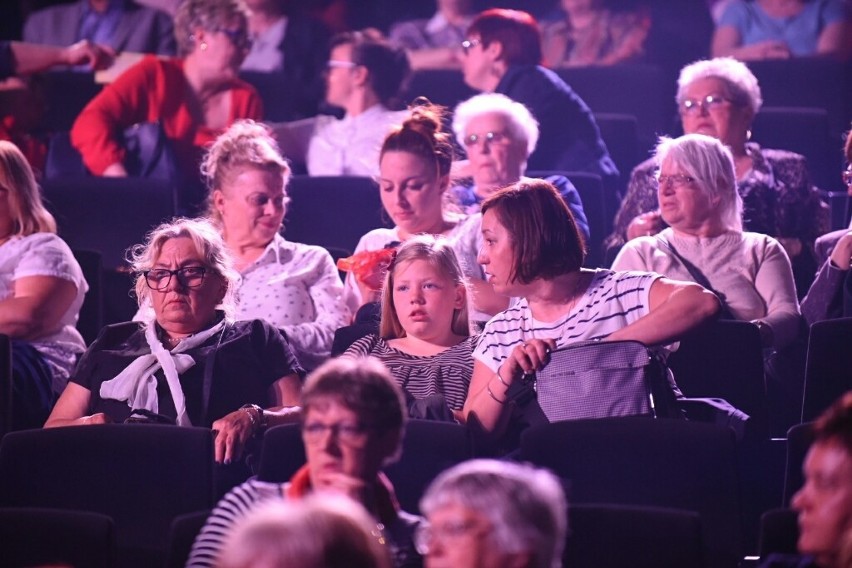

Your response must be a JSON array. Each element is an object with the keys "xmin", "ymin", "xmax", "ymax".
[
  {"xmin": 378, "ymin": 151, "xmax": 449, "ymax": 239},
  {"xmin": 391, "ymin": 258, "xmax": 465, "ymax": 343}
]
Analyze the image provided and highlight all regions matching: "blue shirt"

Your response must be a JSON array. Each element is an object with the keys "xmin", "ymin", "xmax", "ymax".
[{"xmin": 719, "ymin": 0, "xmax": 846, "ymax": 56}]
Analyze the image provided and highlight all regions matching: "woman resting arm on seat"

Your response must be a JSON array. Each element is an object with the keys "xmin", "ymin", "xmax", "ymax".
[
  {"xmin": 45, "ymin": 218, "xmax": 303, "ymax": 464},
  {"xmin": 463, "ymin": 180, "xmax": 719, "ymax": 437},
  {"xmin": 612, "ymin": 133, "xmax": 801, "ymax": 350}
]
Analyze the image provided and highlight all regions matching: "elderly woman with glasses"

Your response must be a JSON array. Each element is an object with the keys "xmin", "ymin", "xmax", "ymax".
[
  {"xmin": 45, "ymin": 217, "xmax": 304, "ymax": 464},
  {"xmin": 70, "ymin": 0, "xmax": 262, "ymax": 194},
  {"xmin": 187, "ymin": 356, "xmax": 423, "ymax": 568},
  {"xmin": 612, "ymin": 133, "xmax": 801, "ymax": 350},
  {"xmin": 607, "ymin": 57, "xmax": 827, "ymax": 290},
  {"xmin": 416, "ymin": 459, "xmax": 567, "ymax": 568}
]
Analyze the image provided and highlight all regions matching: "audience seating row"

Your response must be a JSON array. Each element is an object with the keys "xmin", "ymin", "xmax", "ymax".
[{"xmin": 0, "ymin": 416, "xmax": 747, "ymax": 568}]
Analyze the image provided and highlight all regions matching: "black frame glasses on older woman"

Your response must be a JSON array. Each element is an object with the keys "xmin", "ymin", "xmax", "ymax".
[{"xmin": 144, "ymin": 266, "xmax": 208, "ymax": 291}]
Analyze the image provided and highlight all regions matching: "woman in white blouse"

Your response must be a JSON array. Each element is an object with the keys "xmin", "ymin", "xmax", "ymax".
[
  {"xmin": 612, "ymin": 133, "xmax": 801, "ymax": 349},
  {"xmin": 0, "ymin": 141, "xmax": 87, "ymax": 429},
  {"xmin": 202, "ymin": 120, "xmax": 350, "ymax": 370}
]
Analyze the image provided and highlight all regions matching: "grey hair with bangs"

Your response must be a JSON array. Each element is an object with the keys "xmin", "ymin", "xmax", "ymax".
[
  {"xmin": 676, "ymin": 57, "xmax": 763, "ymax": 116},
  {"xmin": 655, "ymin": 133, "xmax": 743, "ymax": 232},
  {"xmin": 420, "ymin": 459, "xmax": 567, "ymax": 568}
]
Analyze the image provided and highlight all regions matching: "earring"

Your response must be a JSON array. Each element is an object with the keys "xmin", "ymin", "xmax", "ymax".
[
  {"xmin": 746, "ymin": 129, "xmax": 752, "ymax": 140},
  {"xmin": 200, "ymin": 41, "xmax": 208, "ymax": 52}
]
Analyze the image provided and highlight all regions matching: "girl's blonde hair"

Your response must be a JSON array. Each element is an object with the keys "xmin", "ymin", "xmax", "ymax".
[{"xmin": 379, "ymin": 234, "xmax": 471, "ymax": 339}]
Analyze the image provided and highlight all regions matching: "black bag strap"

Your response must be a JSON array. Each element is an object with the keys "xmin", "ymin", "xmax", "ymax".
[{"xmin": 656, "ymin": 235, "xmax": 736, "ymax": 320}]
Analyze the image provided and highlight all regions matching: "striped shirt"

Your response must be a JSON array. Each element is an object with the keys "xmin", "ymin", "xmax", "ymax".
[
  {"xmin": 475, "ymin": 269, "xmax": 660, "ymax": 372},
  {"xmin": 343, "ymin": 335, "xmax": 476, "ymax": 411}
]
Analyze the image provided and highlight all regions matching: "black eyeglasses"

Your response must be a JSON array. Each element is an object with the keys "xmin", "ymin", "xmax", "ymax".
[
  {"xmin": 461, "ymin": 38, "xmax": 480, "ymax": 54},
  {"xmin": 144, "ymin": 266, "xmax": 208, "ymax": 291},
  {"xmin": 679, "ymin": 95, "xmax": 731, "ymax": 116}
]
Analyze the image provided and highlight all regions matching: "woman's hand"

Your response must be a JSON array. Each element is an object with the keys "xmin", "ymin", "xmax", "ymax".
[
  {"xmin": 626, "ymin": 211, "xmax": 663, "ymax": 241},
  {"xmin": 499, "ymin": 338, "xmax": 557, "ymax": 381},
  {"xmin": 73, "ymin": 413, "xmax": 112, "ymax": 425},
  {"xmin": 102, "ymin": 162, "xmax": 128, "ymax": 177},
  {"xmin": 313, "ymin": 471, "xmax": 368, "ymax": 503},
  {"xmin": 211, "ymin": 409, "xmax": 256, "ymax": 464}
]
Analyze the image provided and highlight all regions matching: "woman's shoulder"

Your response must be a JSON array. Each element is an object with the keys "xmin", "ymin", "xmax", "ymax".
[{"xmin": 342, "ymin": 333, "xmax": 382, "ymax": 357}]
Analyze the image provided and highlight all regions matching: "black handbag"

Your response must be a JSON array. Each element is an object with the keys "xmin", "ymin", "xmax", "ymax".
[{"xmin": 45, "ymin": 122, "xmax": 178, "ymax": 182}]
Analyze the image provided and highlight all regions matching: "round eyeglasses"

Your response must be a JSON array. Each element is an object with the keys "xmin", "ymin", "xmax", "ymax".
[
  {"xmin": 463, "ymin": 131, "xmax": 510, "ymax": 147},
  {"xmin": 679, "ymin": 95, "xmax": 731, "ymax": 116},
  {"xmin": 144, "ymin": 266, "xmax": 208, "ymax": 291}
]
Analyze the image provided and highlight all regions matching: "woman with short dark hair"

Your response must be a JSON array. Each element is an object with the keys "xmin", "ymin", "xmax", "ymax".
[{"xmin": 463, "ymin": 179, "xmax": 719, "ymax": 437}]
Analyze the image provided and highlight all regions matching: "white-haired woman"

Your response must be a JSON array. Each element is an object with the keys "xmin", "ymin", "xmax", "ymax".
[
  {"xmin": 203, "ymin": 120, "xmax": 349, "ymax": 370},
  {"xmin": 417, "ymin": 459, "xmax": 567, "ymax": 568},
  {"xmin": 612, "ymin": 133, "xmax": 801, "ymax": 350},
  {"xmin": 607, "ymin": 57, "xmax": 826, "ymax": 288},
  {"xmin": 449, "ymin": 92, "xmax": 589, "ymax": 242},
  {"xmin": 45, "ymin": 218, "xmax": 303, "ymax": 464}
]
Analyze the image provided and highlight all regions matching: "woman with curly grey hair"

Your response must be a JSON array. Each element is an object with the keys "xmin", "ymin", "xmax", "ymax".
[
  {"xmin": 45, "ymin": 217, "xmax": 303, "ymax": 464},
  {"xmin": 417, "ymin": 459, "xmax": 567, "ymax": 568}
]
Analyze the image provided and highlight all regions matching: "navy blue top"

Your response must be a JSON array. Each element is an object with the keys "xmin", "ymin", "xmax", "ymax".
[
  {"xmin": 495, "ymin": 65, "xmax": 618, "ymax": 182},
  {"xmin": 451, "ymin": 174, "xmax": 591, "ymax": 243}
]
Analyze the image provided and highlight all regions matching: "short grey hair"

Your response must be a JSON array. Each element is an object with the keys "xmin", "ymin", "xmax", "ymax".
[
  {"xmin": 676, "ymin": 57, "xmax": 763, "ymax": 116},
  {"xmin": 174, "ymin": 0, "xmax": 250, "ymax": 56},
  {"xmin": 420, "ymin": 459, "xmax": 567, "ymax": 568},
  {"xmin": 452, "ymin": 93, "xmax": 540, "ymax": 157},
  {"xmin": 128, "ymin": 217, "xmax": 240, "ymax": 321},
  {"xmin": 655, "ymin": 133, "xmax": 743, "ymax": 232}
]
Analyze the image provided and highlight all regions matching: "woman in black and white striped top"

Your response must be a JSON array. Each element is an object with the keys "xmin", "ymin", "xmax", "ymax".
[{"xmin": 343, "ymin": 235, "xmax": 476, "ymax": 419}]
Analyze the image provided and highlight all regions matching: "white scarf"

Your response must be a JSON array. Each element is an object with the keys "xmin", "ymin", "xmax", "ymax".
[{"xmin": 99, "ymin": 320, "xmax": 227, "ymax": 426}]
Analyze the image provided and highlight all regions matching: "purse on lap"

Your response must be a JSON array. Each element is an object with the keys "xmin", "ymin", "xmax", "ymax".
[{"xmin": 509, "ymin": 340, "xmax": 680, "ymax": 423}]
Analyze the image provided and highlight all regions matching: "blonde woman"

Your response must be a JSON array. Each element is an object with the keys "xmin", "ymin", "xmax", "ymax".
[{"xmin": 0, "ymin": 141, "xmax": 87, "ymax": 429}]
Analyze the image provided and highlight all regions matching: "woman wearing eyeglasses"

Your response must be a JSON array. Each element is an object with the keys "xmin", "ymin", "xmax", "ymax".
[
  {"xmin": 612, "ymin": 133, "xmax": 801, "ymax": 350},
  {"xmin": 606, "ymin": 57, "xmax": 827, "ymax": 291},
  {"xmin": 202, "ymin": 120, "xmax": 349, "ymax": 370},
  {"xmin": 70, "ymin": 0, "xmax": 262, "ymax": 204},
  {"xmin": 271, "ymin": 30, "xmax": 410, "ymax": 177},
  {"xmin": 45, "ymin": 217, "xmax": 304, "ymax": 465},
  {"xmin": 187, "ymin": 357, "xmax": 423, "ymax": 568}
]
